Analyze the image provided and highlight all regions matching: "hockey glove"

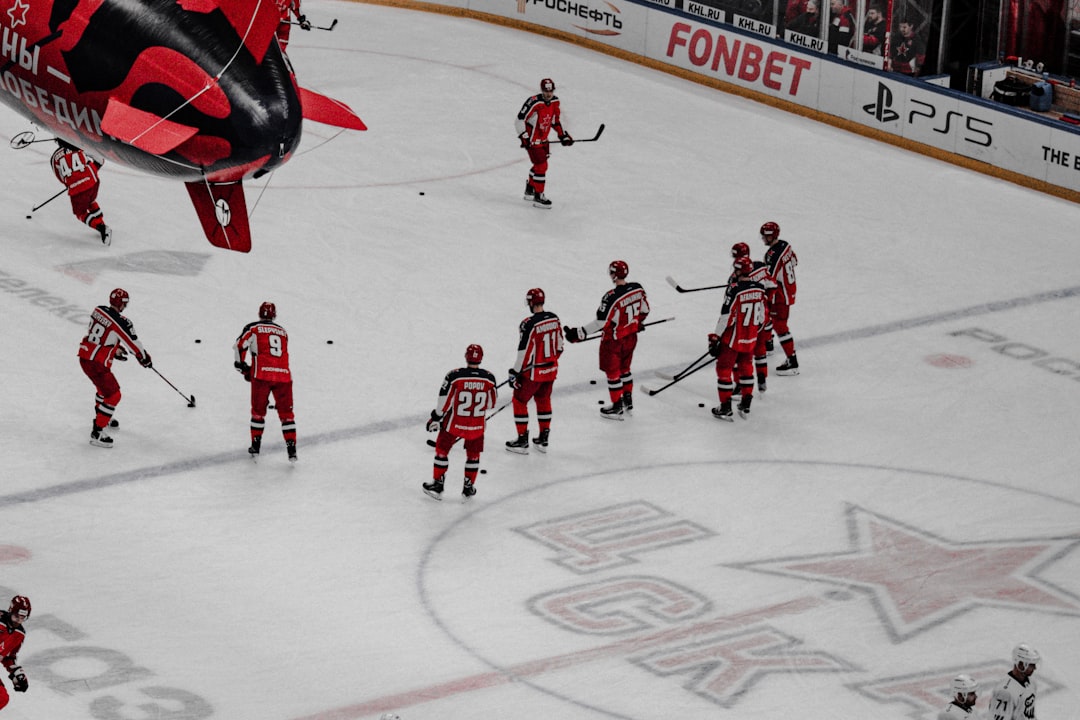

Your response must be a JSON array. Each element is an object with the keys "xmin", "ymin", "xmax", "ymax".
[
  {"xmin": 518, "ymin": 133, "xmax": 530, "ymax": 149},
  {"xmin": 234, "ymin": 361, "xmax": 252, "ymax": 382},
  {"xmin": 564, "ymin": 326, "xmax": 584, "ymax": 343},
  {"xmin": 9, "ymin": 666, "xmax": 27, "ymax": 692},
  {"xmin": 298, "ymin": 14, "xmax": 312, "ymax": 29},
  {"xmin": 508, "ymin": 369, "xmax": 523, "ymax": 389},
  {"xmin": 559, "ymin": 133, "xmax": 574, "ymax": 146},
  {"xmin": 114, "ymin": 347, "xmax": 128, "ymax": 362},
  {"xmin": 139, "ymin": 352, "xmax": 153, "ymax": 368},
  {"xmin": 707, "ymin": 333, "xmax": 722, "ymax": 357},
  {"xmin": 426, "ymin": 410, "xmax": 442, "ymax": 433},
  {"xmin": 637, "ymin": 317, "xmax": 648, "ymax": 333}
]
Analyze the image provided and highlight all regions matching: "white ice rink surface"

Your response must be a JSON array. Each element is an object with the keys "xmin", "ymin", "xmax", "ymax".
[{"xmin": 2, "ymin": 3, "xmax": 1080, "ymax": 719}]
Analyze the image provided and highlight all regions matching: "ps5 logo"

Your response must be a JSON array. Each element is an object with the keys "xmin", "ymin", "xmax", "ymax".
[{"xmin": 863, "ymin": 82, "xmax": 899, "ymax": 122}]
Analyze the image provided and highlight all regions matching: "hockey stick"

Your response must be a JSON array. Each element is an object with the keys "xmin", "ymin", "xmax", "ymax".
[
  {"xmin": 666, "ymin": 275, "xmax": 728, "ymax": 293},
  {"xmin": 643, "ymin": 356, "xmax": 713, "ymax": 396},
  {"xmin": 541, "ymin": 123, "xmax": 605, "ymax": 145},
  {"xmin": 654, "ymin": 350, "xmax": 713, "ymax": 381},
  {"xmin": 578, "ymin": 316, "xmax": 675, "ymax": 342},
  {"xmin": 28, "ymin": 188, "xmax": 67, "ymax": 216},
  {"xmin": 152, "ymin": 367, "xmax": 196, "ymax": 407},
  {"xmin": 288, "ymin": 17, "xmax": 337, "ymax": 30},
  {"xmin": 10, "ymin": 131, "xmax": 55, "ymax": 149}
]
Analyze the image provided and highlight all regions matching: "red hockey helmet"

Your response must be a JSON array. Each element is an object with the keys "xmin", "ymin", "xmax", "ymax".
[
  {"xmin": 526, "ymin": 287, "xmax": 546, "ymax": 307},
  {"xmin": 732, "ymin": 256, "xmax": 754, "ymax": 276},
  {"xmin": 608, "ymin": 260, "xmax": 629, "ymax": 280},
  {"xmin": 731, "ymin": 242, "xmax": 750, "ymax": 258},
  {"xmin": 109, "ymin": 287, "xmax": 129, "ymax": 311},
  {"xmin": 540, "ymin": 78, "xmax": 555, "ymax": 93},
  {"xmin": 760, "ymin": 221, "xmax": 780, "ymax": 242},
  {"xmin": 259, "ymin": 301, "xmax": 277, "ymax": 321},
  {"xmin": 9, "ymin": 595, "xmax": 31, "ymax": 621},
  {"xmin": 465, "ymin": 344, "xmax": 484, "ymax": 365}
]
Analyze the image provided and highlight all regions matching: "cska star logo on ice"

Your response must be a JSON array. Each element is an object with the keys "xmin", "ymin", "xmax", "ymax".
[
  {"xmin": 732, "ymin": 505, "xmax": 1080, "ymax": 641},
  {"xmin": 6, "ymin": 0, "xmax": 30, "ymax": 28}
]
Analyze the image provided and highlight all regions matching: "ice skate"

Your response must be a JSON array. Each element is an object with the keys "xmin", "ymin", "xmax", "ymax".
[
  {"xmin": 532, "ymin": 192, "xmax": 552, "ymax": 209},
  {"xmin": 523, "ymin": 183, "xmax": 535, "ymax": 201},
  {"xmin": 99, "ymin": 225, "xmax": 112, "ymax": 246},
  {"xmin": 461, "ymin": 479, "xmax": 477, "ymax": 502},
  {"xmin": 531, "ymin": 428, "xmax": 549, "ymax": 453},
  {"xmin": 505, "ymin": 433, "xmax": 529, "ymax": 454},
  {"xmin": 711, "ymin": 401, "xmax": 733, "ymax": 422},
  {"xmin": 286, "ymin": 439, "xmax": 297, "ymax": 463},
  {"xmin": 738, "ymin": 395, "xmax": 752, "ymax": 419},
  {"xmin": 622, "ymin": 391, "xmax": 633, "ymax": 415},
  {"xmin": 600, "ymin": 397, "xmax": 624, "ymax": 420},
  {"xmin": 89, "ymin": 426, "xmax": 113, "ymax": 447},
  {"xmin": 776, "ymin": 354, "xmax": 799, "ymax": 376},
  {"xmin": 248, "ymin": 436, "xmax": 261, "ymax": 462},
  {"xmin": 423, "ymin": 479, "xmax": 445, "ymax": 500}
]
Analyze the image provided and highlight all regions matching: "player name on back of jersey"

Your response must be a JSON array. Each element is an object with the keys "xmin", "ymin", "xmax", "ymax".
[
  {"xmin": 533, "ymin": 319, "xmax": 560, "ymax": 334},
  {"xmin": 461, "ymin": 380, "xmax": 489, "ymax": 391},
  {"xmin": 256, "ymin": 326, "xmax": 286, "ymax": 336}
]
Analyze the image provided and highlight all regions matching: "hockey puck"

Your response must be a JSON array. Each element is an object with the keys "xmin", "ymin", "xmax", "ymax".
[
  {"xmin": 326, "ymin": 340, "xmax": 333, "ymax": 344},
  {"xmin": 25, "ymin": 215, "xmax": 31, "ymax": 219},
  {"xmin": 589, "ymin": 379, "xmax": 597, "ymax": 385},
  {"xmin": 698, "ymin": 403, "xmax": 705, "ymax": 408},
  {"xmin": 480, "ymin": 469, "xmax": 487, "ymax": 474},
  {"xmin": 597, "ymin": 400, "xmax": 604, "ymax": 405},
  {"xmin": 419, "ymin": 192, "xmax": 425, "ymax": 196},
  {"xmin": 194, "ymin": 339, "xmax": 201, "ymax": 343}
]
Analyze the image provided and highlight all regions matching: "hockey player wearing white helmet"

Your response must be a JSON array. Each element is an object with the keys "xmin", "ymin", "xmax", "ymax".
[
  {"xmin": 938, "ymin": 674, "xmax": 978, "ymax": 720},
  {"xmin": 988, "ymin": 644, "xmax": 1040, "ymax": 720}
]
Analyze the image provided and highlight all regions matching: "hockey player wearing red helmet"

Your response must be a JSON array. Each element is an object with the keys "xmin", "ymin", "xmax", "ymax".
[
  {"xmin": 424, "ymin": 345, "xmax": 498, "ymax": 501},
  {"xmin": 760, "ymin": 221, "xmax": 800, "ymax": 375},
  {"xmin": 516, "ymin": 78, "xmax": 573, "ymax": 208},
  {"xmin": 235, "ymin": 301, "xmax": 298, "ymax": 462},
  {"xmin": 565, "ymin": 260, "xmax": 650, "ymax": 419},
  {"xmin": 506, "ymin": 288, "xmax": 564, "ymax": 454},
  {"xmin": 77, "ymin": 288, "xmax": 154, "ymax": 447},
  {"xmin": 730, "ymin": 240, "xmax": 774, "ymax": 391},
  {"xmin": 708, "ymin": 256, "xmax": 766, "ymax": 420},
  {"xmin": 51, "ymin": 138, "xmax": 112, "ymax": 245},
  {"xmin": 0, "ymin": 595, "xmax": 31, "ymax": 711}
]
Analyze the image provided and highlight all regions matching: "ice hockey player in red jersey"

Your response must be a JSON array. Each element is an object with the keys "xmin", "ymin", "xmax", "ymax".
[
  {"xmin": 424, "ymin": 344, "xmax": 497, "ymax": 501},
  {"xmin": 731, "ymin": 241, "xmax": 774, "ymax": 392},
  {"xmin": 235, "ymin": 302, "xmax": 297, "ymax": 462},
  {"xmin": 0, "ymin": 595, "xmax": 31, "ymax": 712},
  {"xmin": 275, "ymin": 0, "xmax": 311, "ymax": 51},
  {"xmin": 516, "ymin": 78, "xmax": 573, "ymax": 209},
  {"xmin": 78, "ymin": 288, "xmax": 153, "ymax": 447},
  {"xmin": 506, "ymin": 288, "xmax": 564, "ymax": 454},
  {"xmin": 565, "ymin": 260, "xmax": 650, "ymax": 420},
  {"xmin": 709, "ymin": 256, "xmax": 766, "ymax": 421},
  {"xmin": 938, "ymin": 674, "xmax": 979, "ymax": 720},
  {"xmin": 51, "ymin": 139, "xmax": 111, "ymax": 245},
  {"xmin": 760, "ymin": 221, "xmax": 800, "ymax": 375}
]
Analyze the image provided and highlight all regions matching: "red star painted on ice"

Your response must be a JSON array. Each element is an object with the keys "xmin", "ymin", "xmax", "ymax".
[
  {"xmin": 734, "ymin": 506, "xmax": 1080, "ymax": 640},
  {"xmin": 7, "ymin": 0, "xmax": 30, "ymax": 28}
]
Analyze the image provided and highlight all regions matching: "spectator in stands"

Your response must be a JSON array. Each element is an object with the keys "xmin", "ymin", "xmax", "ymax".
[
  {"xmin": 783, "ymin": 0, "xmax": 807, "ymax": 31},
  {"xmin": 787, "ymin": 0, "xmax": 821, "ymax": 36},
  {"xmin": 827, "ymin": 0, "xmax": 857, "ymax": 54},
  {"xmin": 889, "ymin": 18, "xmax": 926, "ymax": 75},
  {"xmin": 860, "ymin": 3, "xmax": 886, "ymax": 54}
]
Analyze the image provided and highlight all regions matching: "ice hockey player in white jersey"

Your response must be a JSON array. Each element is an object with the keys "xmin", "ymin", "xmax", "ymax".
[
  {"xmin": 988, "ymin": 644, "xmax": 1039, "ymax": 720},
  {"xmin": 939, "ymin": 674, "xmax": 980, "ymax": 720}
]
